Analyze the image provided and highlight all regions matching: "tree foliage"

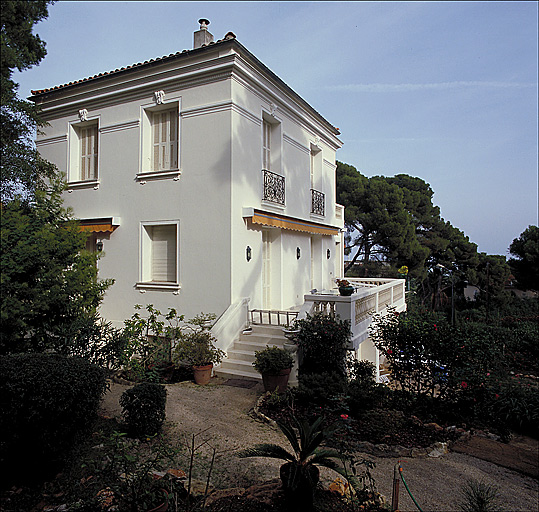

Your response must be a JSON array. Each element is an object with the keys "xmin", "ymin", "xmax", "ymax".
[
  {"xmin": 509, "ymin": 225, "xmax": 539, "ymax": 291},
  {"xmin": 0, "ymin": 179, "xmax": 113, "ymax": 354},
  {"xmin": 1, "ymin": 0, "xmax": 57, "ymax": 201},
  {"xmin": 336, "ymin": 162, "xmax": 427, "ymax": 275}
]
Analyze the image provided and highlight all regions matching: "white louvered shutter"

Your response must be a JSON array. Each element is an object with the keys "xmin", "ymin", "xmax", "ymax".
[
  {"xmin": 80, "ymin": 126, "xmax": 98, "ymax": 180},
  {"xmin": 150, "ymin": 225, "xmax": 177, "ymax": 282},
  {"xmin": 153, "ymin": 109, "xmax": 178, "ymax": 171}
]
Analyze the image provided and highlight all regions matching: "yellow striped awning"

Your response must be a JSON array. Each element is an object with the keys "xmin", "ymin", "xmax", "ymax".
[
  {"xmin": 78, "ymin": 217, "xmax": 120, "ymax": 234},
  {"xmin": 247, "ymin": 210, "xmax": 340, "ymax": 236}
]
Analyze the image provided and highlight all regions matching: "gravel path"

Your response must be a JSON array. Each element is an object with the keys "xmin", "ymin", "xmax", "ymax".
[{"xmin": 101, "ymin": 378, "xmax": 538, "ymax": 511}]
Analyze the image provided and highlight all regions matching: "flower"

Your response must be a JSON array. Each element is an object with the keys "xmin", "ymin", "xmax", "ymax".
[
  {"xmin": 340, "ymin": 414, "xmax": 349, "ymax": 420},
  {"xmin": 461, "ymin": 381, "xmax": 468, "ymax": 389},
  {"xmin": 495, "ymin": 394, "xmax": 500, "ymax": 399},
  {"xmin": 387, "ymin": 349, "xmax": 393, "ymax": 354}
]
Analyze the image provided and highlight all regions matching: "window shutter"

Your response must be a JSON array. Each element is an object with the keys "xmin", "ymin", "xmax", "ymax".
[
  {"xmin": 80, "ymin": 125, "xmax": 98, "ymax": 180},
  {"xmin": 150, "ymin": 225, "xmax": 177, "ymax": 282},
  {"xmin": 152, "ymin": 109, "xmax": 178, "ymax": 171}
]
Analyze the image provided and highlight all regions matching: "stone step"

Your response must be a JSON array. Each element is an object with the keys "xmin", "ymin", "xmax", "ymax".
[
  {"xmin": 226, "ymin": 348, "xmax": 260, "ymax": 363},
  {"xmin": 215, "ymin": 366, "xmax": 261, "ymax": 380},
  {"xmin": 217, "ymin": 323, "xmax": 291, "ymax": 380}
]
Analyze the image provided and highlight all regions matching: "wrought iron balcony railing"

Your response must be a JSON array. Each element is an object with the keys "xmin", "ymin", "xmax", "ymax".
[
  {"xmin": 262, "ymin": 169, "xmax": 285, "ymax": 205},
  {"xmin": 311, "ymin": 188, "xmax": 325, "ymax": 216}
]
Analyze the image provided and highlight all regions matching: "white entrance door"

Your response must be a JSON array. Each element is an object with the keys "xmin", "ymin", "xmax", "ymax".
[{"xmin": 262, "ymin": 230, "xmax": 271, "ymax": 309}]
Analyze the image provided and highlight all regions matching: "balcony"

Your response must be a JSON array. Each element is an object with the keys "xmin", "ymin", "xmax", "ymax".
[
  {"xmin": 298, "ymin": 277, "xmax": 406, "ymax": 351},
  {"xmin": 262, "ymin": 169, "xmax": 285, "ymax": 205},
  {"xmin": 311, "ymin": 189, "xmax": 325, "ymax": 216}
]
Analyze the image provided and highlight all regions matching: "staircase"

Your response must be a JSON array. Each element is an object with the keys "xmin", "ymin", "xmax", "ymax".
[{"xmin": 216, "ymin": 324, "xmax": 289, "ymax": 380}]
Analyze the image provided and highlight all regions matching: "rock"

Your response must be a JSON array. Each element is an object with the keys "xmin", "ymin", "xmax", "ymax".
[
  {"xmin": 410, "ymin": 447, "xmax": 428, "ymax": 458},
  {"xmin": 428, "ymin": 442, "xmax": 449, "ymax": 458}
]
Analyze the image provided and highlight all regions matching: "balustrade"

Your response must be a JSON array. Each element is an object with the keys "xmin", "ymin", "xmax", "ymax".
[{"xmin": 262, "ymin": 169, "xmax": 285, "ymax": 205}]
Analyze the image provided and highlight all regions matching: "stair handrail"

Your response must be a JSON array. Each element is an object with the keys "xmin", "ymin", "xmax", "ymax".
[{"xmin": 211, "ymin": 298, "xmax": 250, "ymax": 357}]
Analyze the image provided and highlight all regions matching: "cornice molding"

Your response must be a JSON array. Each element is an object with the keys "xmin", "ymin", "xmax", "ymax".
[
  {"xmin": 100, "ymin": 120, "xmax": 140, "ymax": 134},
  {"xmin": 35, "ymin": 134, "xmax": 68, "ymax": 146},
  {"xmin": 283, "ymin": 133, "xmax": 310, "ymax": 155}
]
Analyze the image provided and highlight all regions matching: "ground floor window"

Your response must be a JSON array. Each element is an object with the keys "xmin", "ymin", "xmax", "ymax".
[{"xmin": 138, "ymin": 221, "xmax": 180, "ymax": 289}]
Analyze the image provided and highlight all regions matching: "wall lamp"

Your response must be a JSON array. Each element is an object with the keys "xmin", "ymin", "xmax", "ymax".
[
  {"xmin": 96, "ymin": 239, "xmax": 104, "ymax": 252},
  {"xmin": 327, "ymin": 249, "xmax": 331, "ymax": 259},
  {"xmin": 296, "ymin": 247, "xmax": 301, "ymax": 259},
  {"xmin": 246, "ymin": 246, "xmax": 252, "ymax": 261}
]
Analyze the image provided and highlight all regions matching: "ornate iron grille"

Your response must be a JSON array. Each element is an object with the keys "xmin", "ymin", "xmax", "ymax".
[
  {"xmin": 262, "ymin": 169, "xmax": 285, "ymax": 205},
  {"xmin": 311, "ymin": 189, "xmax": 325, "ymax": 216}
]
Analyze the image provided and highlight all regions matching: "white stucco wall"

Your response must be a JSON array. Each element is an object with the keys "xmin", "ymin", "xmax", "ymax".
[{"xmin": 34, "ymin": 39, "xmax": 343, "ymax": 328}]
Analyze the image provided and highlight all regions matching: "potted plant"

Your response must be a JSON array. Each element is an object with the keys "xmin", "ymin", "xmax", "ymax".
[
  {"xmin": 253, "ymin": 346, "xmax": 294, "ymax": 393},
  {"xmin": 336, "ymin": 279, "xmax": 354, "ymax": 296},
  {"xmin": 238, "ymin": 415, "xmax": 345, "ymax": 508},
  {"xmin": 172, "ymin": 314, "xmax": 224, "ymax": 385}
]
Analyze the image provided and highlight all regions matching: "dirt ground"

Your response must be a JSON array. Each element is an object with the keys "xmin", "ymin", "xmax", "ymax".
[{"xmin": 101, "ymin": 377, "xmax": 538, "ymax": 512}]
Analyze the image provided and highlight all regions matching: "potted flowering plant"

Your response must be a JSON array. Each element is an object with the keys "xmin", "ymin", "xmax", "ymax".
[
  {"xmin": 336, "ymin": 279, "xmax": 354, "ymax": 296},
  {"xmin": 172, "ymin": 314, "xmax": 224, "ymax": 385}
]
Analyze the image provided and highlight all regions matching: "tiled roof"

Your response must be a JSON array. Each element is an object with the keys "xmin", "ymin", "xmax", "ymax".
[
  {"xmin": 30, "ymin": 32, "xmax": 237, "ymax": 96},
  {"xmin": 30, "ymin": 31, "xmax": 340, "ymax": 135}
]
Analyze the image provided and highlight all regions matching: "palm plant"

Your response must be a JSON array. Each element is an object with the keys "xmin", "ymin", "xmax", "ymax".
[{"xmin": 238, "ymin": 415, "xmax": 343, "ymax": 507}]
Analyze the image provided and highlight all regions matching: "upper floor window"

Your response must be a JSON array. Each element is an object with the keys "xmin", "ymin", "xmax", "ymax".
[
  {"xmin": 68, "ymin": 119, "xmax": 99, "ymax": 183},
  {"xmin": 80, "ymin": 125, "xmax": 98, "ymax": 180},
  {"xmin": 152, "ymin": 108, "xmax": 178, "ymax": 171},
  {"xmin": 139, "ymin": 100, "xmax": 180, "ymax": 179},
  {"xmin": 261, "ymin": 112, "xmax": 281, "ymax": 173}
]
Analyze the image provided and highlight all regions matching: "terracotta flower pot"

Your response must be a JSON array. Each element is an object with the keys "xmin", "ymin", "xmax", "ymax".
[
  {"xmin": 193, "ymin": 364, "xmax": 213, "ymax": 385},
  {"xmin": 262, "ymin": 368, "xmax": 291, "ymax": 393}
]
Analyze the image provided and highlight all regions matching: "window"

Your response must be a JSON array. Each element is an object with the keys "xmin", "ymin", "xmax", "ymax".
[
  {"xmin": 139, "ymin": 222, "xmax": 180, "ymax": 289},
  {"xmin": 261, "ymin": 112, "xmax": 281, "ymax": 173},
  {"xmin": 80, "ymin": 125, "xmax": 98, "ymax": 180},
  {"xmin": 68, "ymin": 120, "xmax": 99, "ymax": 183},
  {"xmin": 139, "ymin": 103, "xmax": 180, "ymax": 179},
  {"xmin": 262, "ymin": 120, "xmax": 271, "ymax": 170},
  {"xmin": 152, "ymin": 109, "xmax": 178, "ymax": 171}
]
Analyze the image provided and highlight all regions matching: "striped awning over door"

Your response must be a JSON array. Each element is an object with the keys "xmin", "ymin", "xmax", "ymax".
[{"xmin": 247, "ymin": 210, "xmax": 340, "ymax": 236}]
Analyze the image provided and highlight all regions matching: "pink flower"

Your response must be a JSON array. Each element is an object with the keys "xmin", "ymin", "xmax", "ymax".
[
  {"xmin": 486, "ymin": 373, "xmax": 490, "ymax": 376},
  {"xmin": 461, "ymin": 381, "xmax": 468, "ymax": 389},
  {"xmin": 340, "ymin": 414, "xmax": 349, "ymax": 420},
  {"xmin": 495, "ymin": 394, "xmax": 500, "ymax": 399},
  {"xmin": 387, "ymin": 349, "xmax": 393, "ymax": 354},
  {"xmin": 434, "ymin": 324, "xmax": 438, "ymax": 331}
]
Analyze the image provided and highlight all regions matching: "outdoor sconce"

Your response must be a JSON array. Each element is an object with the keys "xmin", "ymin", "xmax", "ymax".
[
  {"xmin": 96, "ymin": 240, "xmax": 104, "ymax": 252},
  {"xmin": 327, "ymin": 249, "xmax": 331, "ymax": 259},
  {"xmin": 246, "ymin": 246, "xmax": 252, "ymax": 261},
  {"xmin": 297, "ymin": 247, "xmax": 301, "ymax": 259}
]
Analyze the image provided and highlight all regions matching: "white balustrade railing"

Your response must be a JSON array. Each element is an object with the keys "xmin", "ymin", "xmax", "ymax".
[{"xmin": 299, "ymin": 278, "xmax": 406, "ymax": 350}]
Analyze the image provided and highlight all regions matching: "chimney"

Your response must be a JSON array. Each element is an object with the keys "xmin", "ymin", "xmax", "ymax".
[{"xmin": 194, "ymin": 18, "xmax": 213, "ymax": 49}]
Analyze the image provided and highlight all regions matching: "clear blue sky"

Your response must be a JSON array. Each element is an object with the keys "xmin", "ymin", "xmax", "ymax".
[{"xmin": 15, "ymin": 1, "xmax": 538, "ymax": 256}]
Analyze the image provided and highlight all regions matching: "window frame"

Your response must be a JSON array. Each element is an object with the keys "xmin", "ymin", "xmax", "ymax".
[
  {"xmin": 137, "ymin": 220, "xmax": 181, "ymax": 291},
  {"xmin": 67, "ymin": 118, "xmax": 100, "ymax": 186},
  {"xmin": 139, "ymin": 100, "xmax": 181, "ymax": 181}
]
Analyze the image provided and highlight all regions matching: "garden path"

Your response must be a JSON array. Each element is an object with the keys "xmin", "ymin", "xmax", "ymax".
[{"xmin": 100, "ymin": 378, "xmax": 538, "ymax": 511}]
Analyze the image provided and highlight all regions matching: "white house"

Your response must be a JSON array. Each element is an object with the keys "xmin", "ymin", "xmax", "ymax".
[{"xmin": 31, "ymin": 20, "xmax": 405, "ymax": 380}]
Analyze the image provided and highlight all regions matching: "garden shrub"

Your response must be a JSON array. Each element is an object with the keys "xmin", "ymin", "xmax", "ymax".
[
  {"xmin": 347, "ymin": 360, "xmax": 391, "ymax": 415},
  {"xmin": 0, "ymin": 353, "xmax": 107, "ymax": 481},
  {"xmin": 295, "ymin": 371, "xmax": 348, "ymax": 406},
  {"xmin": 120, "ymin": 382, "xmax": 167, "ymax": 437},
  {"xmin": 294, "ymin": 313, "xmax": 351, "ymax": 377}
]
